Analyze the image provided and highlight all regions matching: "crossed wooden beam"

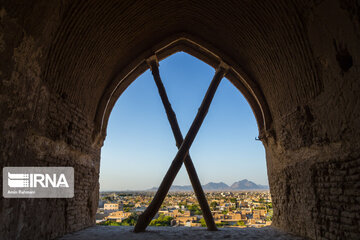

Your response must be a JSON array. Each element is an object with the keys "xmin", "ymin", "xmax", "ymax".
[{"xmin": 134, "ymin": 55, "xmax": 228, "ymax": 232}]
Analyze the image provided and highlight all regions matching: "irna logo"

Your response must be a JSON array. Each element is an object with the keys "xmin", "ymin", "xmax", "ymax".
[
  {"xmin": 3, "ymin": 167, "xmax": 74, "ymax": 198},
  {"xmin": 8, "ymin": 172, "xmax": 69, "ymax": 188}
]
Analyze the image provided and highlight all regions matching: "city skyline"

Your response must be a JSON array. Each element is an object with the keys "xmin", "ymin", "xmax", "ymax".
[
  {"xmin": 100, "ymin": 52, "xmax": 267, "ymax": 191},
  {"xmin": 97, "ymin": 191, "xmax": 273, "ymax": 228}
]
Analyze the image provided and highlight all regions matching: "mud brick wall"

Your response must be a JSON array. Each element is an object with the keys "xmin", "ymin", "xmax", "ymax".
[
  {"xmin": 1, "ymin": 0, "xmax": 360, "ymax": 239},
  {"xmin": 0, "ymin": 84, "xmax": 100, "ymax": 239}
]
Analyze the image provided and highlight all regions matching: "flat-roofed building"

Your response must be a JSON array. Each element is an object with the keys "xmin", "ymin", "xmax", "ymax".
[
  {"xmin": 104, "ymin": 203, "xmax": 119, "ymax": 211},
  {"xmin": 106, "ymin": 211, "xmax": 132, "ymax": 222}
]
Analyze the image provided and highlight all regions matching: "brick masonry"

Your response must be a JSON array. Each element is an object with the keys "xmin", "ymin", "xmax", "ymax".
[{"xmin": 0, "ymin": 0, "xmax": 359, "ymax": 239}]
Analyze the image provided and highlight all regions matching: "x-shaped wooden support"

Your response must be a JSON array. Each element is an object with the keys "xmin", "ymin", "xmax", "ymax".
[{"xmin": 134, "ymin": 56, "xmax": 228, "ymax": 232}]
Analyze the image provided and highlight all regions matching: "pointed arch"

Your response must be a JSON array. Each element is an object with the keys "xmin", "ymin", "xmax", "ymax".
[{"xmin": 93, "ymin": 33, "xmax": 271, "ymax": 146}]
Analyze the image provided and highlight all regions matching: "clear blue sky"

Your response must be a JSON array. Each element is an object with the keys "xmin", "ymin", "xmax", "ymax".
[{"xmin": 99, "ymin": 52, "xmax": 267, "ymax": 191}]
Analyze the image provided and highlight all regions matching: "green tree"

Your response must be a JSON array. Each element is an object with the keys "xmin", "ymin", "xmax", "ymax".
[
  {"xmin": 123, "ymin": 204, "xmax": 134, "ymax": 208},
  {"xmin": 119, "ymin": 213, "xmax": 139, "ymax": 226},
  {"xmin": 236, "ymin": 221, "xmax": 246, "ymax": 226},
  {"xmin": 188, "ymin": 204, "xmax": 202, "ymax": 215},
  {"xmin": 102, "ymin": 196, "xmax": 113, "ymax": 202},
  {"xmin": 97, "ymin": 220, "xmax": 121, "ymax": 226},
  {"xmin": 149, "ymin": 214, "xmax": 173, "ymax": 226},
  {"xmin": 215, "ymin": 222, "xmax": 229, "ymax": 228},
  {"xmin": 200, "ymin": 218, "xmax": 206, "ymax": 227},
  {"xmin": 265, "ymin": 210, "xmax": 273, "ymax": 221},
  {"xmin": 210, "ymin": 201, "xmax": 218, "ymax": 210}
]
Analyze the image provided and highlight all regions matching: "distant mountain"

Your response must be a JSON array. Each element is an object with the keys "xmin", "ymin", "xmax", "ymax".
[
  {"xmin": 148, "ymin": 179, "xmax": 268, "ymax": 191},
  {"xmin": 148, "ymin": 185, "xmax": 193, "ymax": 191},
  {"xmin": 203, "ymin": 182, "xmax": 229, "ymax": 190},
  {"xmin": 170, "ymin": 185, "xmax": 193, "ymax": 191},
  {"xmin": 230, "ymin": 179, "xmax": 268, "ymax": 190}
]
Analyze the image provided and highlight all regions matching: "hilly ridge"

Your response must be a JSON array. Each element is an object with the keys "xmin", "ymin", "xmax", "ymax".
[{"xmin": 148, "ymin": 179, "xmax": 268, "ymax": 191}]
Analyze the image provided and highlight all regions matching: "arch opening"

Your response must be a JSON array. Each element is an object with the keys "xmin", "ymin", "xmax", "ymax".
[
  {"xmin": 93, "ymin": 34, "xmax": 272, "ymax": 147},
  {"xmin": 97, "ymin": 52, "xmax": 270, "ymax": 229}
]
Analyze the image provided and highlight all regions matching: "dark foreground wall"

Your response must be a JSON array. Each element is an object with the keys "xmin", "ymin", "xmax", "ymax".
[{"xmin": 0, "ymin": 0, "xmax": 359, "ymax": 239}]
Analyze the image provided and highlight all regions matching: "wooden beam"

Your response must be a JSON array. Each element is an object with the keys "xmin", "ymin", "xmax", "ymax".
[
  {"xmin": 134, "ymin": 60, "xmax": 227, "ymax": 232},
  {"xmin": 147, "ymin": 57, "xmax": 217, "ymax": 231}
]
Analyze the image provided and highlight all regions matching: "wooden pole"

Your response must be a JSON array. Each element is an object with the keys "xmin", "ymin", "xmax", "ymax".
[
  {"xmin": 134, "ymin": 60, "xmax": 226, "ymax": 232},
  {"xmin": 147, "ymin": 58, "xmax": 217, "ymax": 231}
]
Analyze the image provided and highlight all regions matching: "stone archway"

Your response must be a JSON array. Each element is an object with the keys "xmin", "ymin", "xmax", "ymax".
[
  {"xmin": 93, "ymin": 33, "xmax": 272, "ymax": 147},
  {"xmin": 0, "ymin": 1, "xmax": 359, "ymax": 239}
]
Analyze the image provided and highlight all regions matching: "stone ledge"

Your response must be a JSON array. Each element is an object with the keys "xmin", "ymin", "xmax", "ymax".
[{"xmin": 59, "ymin": 226, "xmax": 305, "ymax": 240}]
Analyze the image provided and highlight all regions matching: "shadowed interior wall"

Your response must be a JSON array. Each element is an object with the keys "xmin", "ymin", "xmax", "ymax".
[{"xmin": 0, "ymin": 0, "xmax": 359, "ymax": 239}]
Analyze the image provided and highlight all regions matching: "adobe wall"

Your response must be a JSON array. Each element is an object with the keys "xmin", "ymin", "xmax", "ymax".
[
  {"xmin": 265, "ymin": 2, "xmax": 360, "ymax": 238},
  {"xmin": 0, "ymin": 1, "xmax": 359, "ymax": 239},
  {"xmin": 0, "ymin": 47, "xmax": 100, "ymax": 239},
  {"xmin": 0, "ymin": 4, "xmax": 100, "ymax": 238}
]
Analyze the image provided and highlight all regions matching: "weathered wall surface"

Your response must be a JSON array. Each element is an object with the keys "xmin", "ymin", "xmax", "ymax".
[
  {"xmin": 265, "ymin": 1, "xmax": 360, "ymax": 239},
  {"xmin": 0, "ymin": 0, "xmax": 359, "ymax": 239},
  {"xmin": 0, "ymin": 2, "xmax": 100, "ymax": 239}
]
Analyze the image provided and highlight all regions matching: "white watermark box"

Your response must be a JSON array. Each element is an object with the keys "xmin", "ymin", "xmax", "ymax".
[{"xmin": 3, "ymin": 167, "xmax": 74, "ymax": 198}]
